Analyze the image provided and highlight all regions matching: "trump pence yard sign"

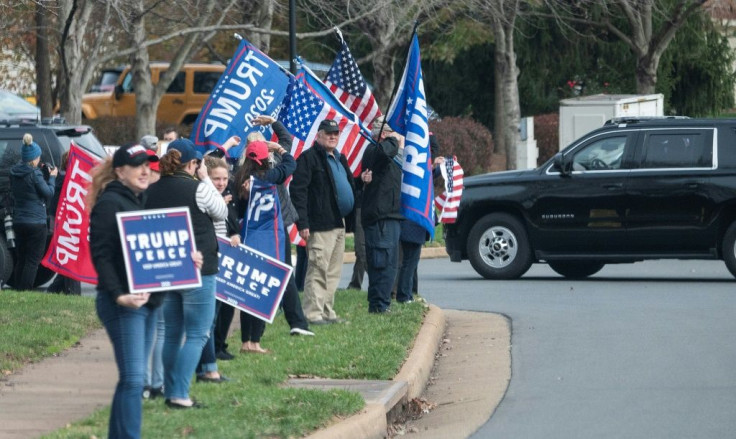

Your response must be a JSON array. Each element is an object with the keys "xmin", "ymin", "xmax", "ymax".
[{"xmin": 116, "ymin": 207, "xmax": 201, "ymax": 294}]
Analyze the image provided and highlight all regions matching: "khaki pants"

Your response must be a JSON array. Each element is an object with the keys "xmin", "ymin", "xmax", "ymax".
[{"xmin": 302, "ymin": 227, "xmax": 345, "ymax": 321}]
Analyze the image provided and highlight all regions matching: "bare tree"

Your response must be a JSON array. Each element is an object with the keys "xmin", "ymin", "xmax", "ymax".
[
  {"xmin": 56, "ymin": 0, "xmax": 117, "ymax": 124},
  {"xmin": 468, "ymin": 0, "xmax": 522, "ymax": 169},
  {"xmin": 36, "ymin": 2, "xmax": 53, "ymax": 118},
  {"xmin": 542, "ymin": 0, "xmax": 708, "ymax": 94},
  {"xmin": 300, "ymin": 0, "xmax": 450, "ymax": 108}
]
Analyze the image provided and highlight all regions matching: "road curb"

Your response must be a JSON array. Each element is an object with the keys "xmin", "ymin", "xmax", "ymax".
[
  {"xmin": 305, "ymin": 305, "xmax": 446, "ymax": 439},
  {"xmin": 342, "ymin": 246, "xmax": 447, "ymax": 264}
]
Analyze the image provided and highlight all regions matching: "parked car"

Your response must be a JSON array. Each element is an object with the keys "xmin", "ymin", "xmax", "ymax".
[
  {"xmin": 0, "ymin": 120, "xmax": 106, "ymax": 287},
  {"xmin": 445, "ymin": 117, "xmax": 736, "ymax": 279},
  {"xmin": 81, "ymin": 63, "xmax": 225, "ymax": 125},
  {"xmin": 0, "ymin": 90, "xmax": 40, "ymax": 122}
]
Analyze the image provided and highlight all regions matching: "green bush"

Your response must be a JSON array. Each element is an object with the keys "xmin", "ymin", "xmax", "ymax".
[
  {"xmin": 429, "ymin": 116, "xmax": 494, "ymax": 176},
  {"xmin": 534, "ymin": 113, "xmax": 559, "ymax": 166}
]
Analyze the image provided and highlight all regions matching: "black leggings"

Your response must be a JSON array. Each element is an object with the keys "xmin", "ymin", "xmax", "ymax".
[{"xmin": 13, "ymin": 222, "xmax": 47, "ymax": 290}]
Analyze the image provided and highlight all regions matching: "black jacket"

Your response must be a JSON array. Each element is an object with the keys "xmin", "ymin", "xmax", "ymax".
[
  {"xmin": 290, "ymin": 142, "xmax": 355, "ymax": 233},
  {"xmin": 145, "ymin": 172, "xmax": 221, "ymax": 275},
  {"xmin": 10, "ymin": 163, "xmax": 55, "ymax": 224},
  {"xmin": 90, "ymin": 180, "xmax": 163, "ymax": 308},
  {"xmin": 360, "ymin": 137, "xmax": 403, "ymax": 226}
]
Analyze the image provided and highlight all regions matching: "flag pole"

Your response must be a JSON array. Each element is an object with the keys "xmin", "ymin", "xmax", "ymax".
[{"xmin": 378, "ymin": 20, "xmax": 419, "ymax": 135}]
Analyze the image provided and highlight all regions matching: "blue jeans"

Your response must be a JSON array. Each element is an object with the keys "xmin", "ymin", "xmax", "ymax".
[
  {"xmin": 144, "ymin": 306, "xmax": 164, "ymax": 389},
  {"xmin": 162, "ymin": 275, "xmax": 216, "ymax": 400},
  {"xmin": 364, "ymin": 219, "xmax": 400, "ymax": 312},
  {"xmin": 96, "ymin": 291, "xmax": 150, "ymax": 439},
  {"xmin": 397, "ymin": 241, "xmax": 422, "ymax": 302},
  {"xmin": 197, "ymin": 301, "xmax": 221, "ymax": 375}
]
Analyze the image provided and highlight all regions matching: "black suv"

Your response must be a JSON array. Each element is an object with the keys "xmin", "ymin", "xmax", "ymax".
[
  {"xmin": 445, "ymin": 117, "xmax": 736, "ymax": 279},
  {"xmin": 0, "ymin": 120, "xmax": 106, "ymax": 286}
]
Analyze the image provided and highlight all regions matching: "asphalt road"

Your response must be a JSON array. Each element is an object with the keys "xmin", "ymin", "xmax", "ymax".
[{"xmin": 394, "ymin": 258, "xmax": 736, "ymax": 439}]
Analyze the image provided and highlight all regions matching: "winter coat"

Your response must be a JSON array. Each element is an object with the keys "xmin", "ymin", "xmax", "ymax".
[
  {"xmin": 90, "ymin": 180, "xmax": 163, "ymax": 308},
  {"xmin": 10, "ymin": 163, "xmax": 55, "ymax": 225}
]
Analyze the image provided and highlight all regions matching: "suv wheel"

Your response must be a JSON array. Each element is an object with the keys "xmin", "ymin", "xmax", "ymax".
[
  {"xmin": 548, "ymin": 260, "xmax": 605, "ymax": 279},
  {"xmin": 467, "ymin": 213, "xmax": 533, "ymax": 279},
  {"xmin": 722, "ymin": 221, "xmax": 736, "ymax": 278},
  {"xmin": 0, "ymin": 236, "xmax": 13, "ymax": 284}
]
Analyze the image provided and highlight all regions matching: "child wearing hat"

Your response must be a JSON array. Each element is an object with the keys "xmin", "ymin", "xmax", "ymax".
[{"xmin": 9, "ymin": 133, "xmax": 58, "ymax": 290}]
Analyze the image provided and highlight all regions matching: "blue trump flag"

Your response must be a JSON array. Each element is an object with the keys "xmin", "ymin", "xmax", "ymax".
[
  {"xmin": 190, "ymin": 38, "xmax": 290, "ymax": 159},
  {"xmin": 385, "ymin": 34, "xmax": 434, "ymax": 238},
  {"xmin": 241, "ymin": 176, "xmax": 285, "ymax": 262}
]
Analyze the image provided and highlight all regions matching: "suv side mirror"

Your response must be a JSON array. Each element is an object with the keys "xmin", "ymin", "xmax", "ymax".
[
  {"xmin": 114, "ymin": 84, "xmax": 123, "ymax": 100},
  {"xmin": 553, "ymin": 153, "xmax": 572, "ymax": 176}
]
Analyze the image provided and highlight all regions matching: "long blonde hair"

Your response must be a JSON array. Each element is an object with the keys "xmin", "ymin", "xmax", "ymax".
[{"xmin": 87, "ymin": 158, "xmax": 116, "ymax": 209}]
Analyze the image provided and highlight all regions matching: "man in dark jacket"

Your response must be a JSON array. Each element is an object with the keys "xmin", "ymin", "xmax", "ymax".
[
  {"xmin": 290, "ymin": 119, "xmax": 355, "ymax": 324},
  {"xmin": 360, "ymin": 117, "xmax": 403, "ymax": 313}
]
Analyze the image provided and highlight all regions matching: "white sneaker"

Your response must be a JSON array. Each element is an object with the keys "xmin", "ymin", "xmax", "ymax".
[{"xmin": 290, "ymin": 327, "xmax": 315, "ymax": 336}]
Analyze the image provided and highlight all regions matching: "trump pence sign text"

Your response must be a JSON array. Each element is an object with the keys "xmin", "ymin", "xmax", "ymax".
[
  {"xmin": 116, "ymin": 207, "xmax": 201, "ymax": 293},
  {"xmin": 215, "ymin": 237, "xmax": 292, "ymax": 323}
]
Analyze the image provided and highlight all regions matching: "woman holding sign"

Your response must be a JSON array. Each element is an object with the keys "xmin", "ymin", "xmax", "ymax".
[
  {"xmin": 89, "ymin": 143, "xmax": 162, "ymax": 438},
  {"xmin": 145, "ymin": 138, "xmax": 228, "ymax": 409}
]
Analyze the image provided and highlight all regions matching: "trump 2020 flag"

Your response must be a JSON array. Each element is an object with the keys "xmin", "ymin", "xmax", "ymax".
[
  {"xmin": 241, "ymin": 176, "xmax": 285, "ymax": 262},
  {"xmin": 190, "ymin": 38, "xmax": 290, "ymax": 160},
  {"xmin": 386, "ymin": 34, "xmax": 435, "ymax": 238},
  {"xmin": 41, "ymin": 143, "xmax": 101, "ymax": 284}
]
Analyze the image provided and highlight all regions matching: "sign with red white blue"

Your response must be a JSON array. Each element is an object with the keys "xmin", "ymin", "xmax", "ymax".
[
  {"xmin": 215, "ymin": 236, "xmax": 293, "ymax": 323},
  {"xmin": 116, "ymin": 207, "xmax": 201, "ymax": 294}
]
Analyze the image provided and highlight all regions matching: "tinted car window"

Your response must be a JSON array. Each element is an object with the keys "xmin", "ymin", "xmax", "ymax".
[
  {"xmin": 572, "ymin": 136, "xmax": 626, "ymax": 171},
  {"xmin": 193, "ymin": 72, "xmax": 221, "ymax": 94},
  {"xmin": 165, "ymin": 72, "xmax": 186, "ymax": 93},
  {"xmin": 640, "ymin": 132, "xmax": 712, "ymax": 169}
]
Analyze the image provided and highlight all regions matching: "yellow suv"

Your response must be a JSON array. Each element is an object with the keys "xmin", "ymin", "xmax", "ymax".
[{"xmin": 82, "ymin": 63, "xmax": 225, "ymax": 125}]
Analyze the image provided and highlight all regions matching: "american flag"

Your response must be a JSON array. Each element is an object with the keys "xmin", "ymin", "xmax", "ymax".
[
  {"xmin": 434, "ymin": 156, "xmax": 464, "ymax": 224},
  {"xmin": 279, "ymin": 72, "xmax": 366, "ymax": 244},
  {"xmin": 324, "ymin": 40, "xmax": 382, "ymax": 126}
]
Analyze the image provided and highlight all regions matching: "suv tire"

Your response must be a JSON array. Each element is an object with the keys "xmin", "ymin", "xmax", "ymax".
[
  {"xmin": 0, "ymin": 236, "xmax": 12, "ymax": 285},
  {"xmin": 467, "ymin": 213, "xmax": 533, "ymax": 279},
  {"xmin": 548, "ymin": 260, "xmax": 605, "ymax": 279},
  {"xmin": 722, "ymin": 221, "xmax": 736, "ymax": 277}
]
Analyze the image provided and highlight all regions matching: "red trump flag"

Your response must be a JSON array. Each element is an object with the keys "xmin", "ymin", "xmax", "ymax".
[{"xmin": 41, "ymin": 143, "xmax": 101, "ymax": 284}]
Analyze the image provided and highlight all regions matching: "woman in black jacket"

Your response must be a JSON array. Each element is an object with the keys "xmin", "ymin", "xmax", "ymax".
[
  {"xmin": 88, "ymin": 143, "xmax": 161, "ymax": 439},
  {"xmin": 10, "ymin": 133, "xmax": 58, "ymax": 290}
]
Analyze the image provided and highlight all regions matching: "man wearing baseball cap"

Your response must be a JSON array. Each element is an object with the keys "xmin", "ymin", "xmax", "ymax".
[{"xmin": 290, "ymin": 118, "xmax": 355, "ymax": 325}]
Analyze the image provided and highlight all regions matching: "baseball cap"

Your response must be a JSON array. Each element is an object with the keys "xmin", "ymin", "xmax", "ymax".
[
  {"xmin": 146, "ymin": 149, "xmax": 160, "ymax": 172},
  {"xmin": 168, "ymin": 138, "xmax": 203, "ymax": 163},
  {"xmin": 112, "ymin": 143, "xmax": 159, "ymax": 168},
  {"xmin": 318, "ymin": 119, "xmax": 340, "ymax": 133},
  {"xmin": 245, "ymin": 140, "xmax": 269, "ymax": 165}
]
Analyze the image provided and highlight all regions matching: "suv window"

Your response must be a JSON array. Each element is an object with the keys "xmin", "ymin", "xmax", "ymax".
[
  {"xmin": 193, "ymin": 72, "xmax": 221, "ymax": 94},
  {"xmin": 640, "ymin": 131, "xmax": 712, "ymax": 169},
  {"xmin": 572, "ymin": 136, "xmax": 626, "ymax": 171},
  {"xmin": 165, "ymin": 72, "xmax": 186, "ymax": 93}
]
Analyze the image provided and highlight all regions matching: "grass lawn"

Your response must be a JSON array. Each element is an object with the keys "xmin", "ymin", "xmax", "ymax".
[
  {"xmin": 2, "ymin": 288, "xmax": 426, "ymax": 438},
  {"xmin": 0, "ymin": 290, "xmax": 100, "ymax": 374}
]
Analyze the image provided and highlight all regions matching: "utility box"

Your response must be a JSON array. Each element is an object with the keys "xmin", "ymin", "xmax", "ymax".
[{"xmin": 558, "ymin": 93, "xmax": 664, "ymax": 150}]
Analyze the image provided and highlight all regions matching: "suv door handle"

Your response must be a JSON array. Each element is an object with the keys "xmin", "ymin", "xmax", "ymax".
[
  {"xmin": 685, "ymin": 180, "xmax": 704, "ymax": 189},
  {"xmin": 603, "ymin": 183, "xmax": 623, "ymax": 190},
  {"xmin": 173, "ymin": 98, "xmax": 184, "ymax": 105}
]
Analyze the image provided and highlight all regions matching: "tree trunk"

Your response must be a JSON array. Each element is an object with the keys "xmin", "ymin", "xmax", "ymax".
[
  {"xmin": 635, "ymin": 54, "xmax": 658, "ymax": 95},
  {"xmin": 372, "ymin": 51, "xmax": 395, "ymax": 109},
  {"xmin": 250, "ymin": 0, "xmax": 274, "ymax": 53},
  {"xmin": 130, "ymin": 0, "xmax": 158, "ymax": 139},
  {"xmin": 493, "ymin": 44, "xmax": 506, "ymax": 157},
  {"xmin": 492, "ymin": 6, "xmax": 521, "ymax": 171},
  {"xmin": 35, "ymin": 3, "xmax": 53, "ymax": 119}
]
